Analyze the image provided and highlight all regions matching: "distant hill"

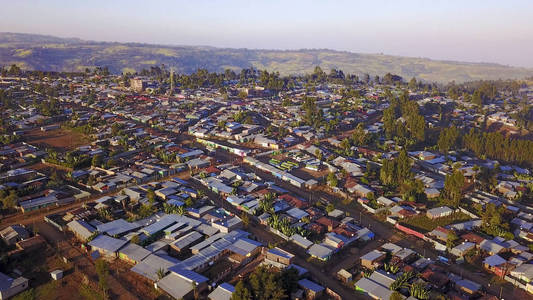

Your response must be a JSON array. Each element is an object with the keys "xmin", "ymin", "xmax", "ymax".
[{"xmin": 1, "ymin": 32, "xmax": 532, "ymax": 83}]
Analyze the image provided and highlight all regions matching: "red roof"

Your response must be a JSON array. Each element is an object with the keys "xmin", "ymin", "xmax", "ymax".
[
  {"xmin": 461, "ymin": 232, "xmax": 484, "ymax": 244},
  {"xmin": 205, "ymin": 166, "xmax": 221, "ymax": 174},
  {"xmin": 316, "ymin": 217, "xmax": 340, "ymax": 229}
]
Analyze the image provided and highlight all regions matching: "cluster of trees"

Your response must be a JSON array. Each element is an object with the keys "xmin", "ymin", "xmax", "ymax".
[
  {"xmin": 37, "ymin": 97, "xmax": 61, "ymax": 116},
  {"xmin": 231, "ymin": 266, "xmax": 299, "ymax": 300},
  {"xmin": 0, "ymin": 189, "xmax": 18, "ymax": 210},
  {"xmin": 437, "ymin": 126, "xmax": 460, "ymax": 153},
  {"xmin": 267, "ymin": 213, "xmax": 310, "ymax": 238},
  {"xmin": 258, "ymin": 70, "xmax": 285, "ymax": 92},
  {"xmin": 387, "ymin": 271, "xmax": 430, "ymax": 299},
  {"xmin": 382, "ymin": 90, "xmax": 425, "ymax": 146},
  {"xmin": 474, "ymin": 202, "xmax": 513, "ymax": 240},
  {"xmin": 463, "ymin": 129, "xmax": 533, "ymax": 167},
  {"xmin": 442, "ymin": 169, "xmax": 465, "ymax": 207},
  {"xmin": 301, "ymin": 97, "xmax": 324, "ymax": 129},
  {"xmin": 380, "ymin": 150, "xmax": 412, "ymax": 187},
  {"xmin": 46, "ymin": 149, "xmax": 92, "ymax": 169}
]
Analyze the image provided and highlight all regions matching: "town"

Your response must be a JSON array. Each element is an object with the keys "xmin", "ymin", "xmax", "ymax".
[{"xmin": 1, "ymin": 64, "xmax": 533, "ymax": 300}]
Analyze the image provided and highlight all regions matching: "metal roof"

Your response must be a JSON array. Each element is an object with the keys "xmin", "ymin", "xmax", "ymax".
[
  {"xmin": 96, "ymin": 219, "xmax": 140, "ymax": 236},
  {"xmin": 298, "ymin": 279, "xmax": 324, "ymax": 293},
  {"xmin": 88, "ymin": 235, "xmax": 128, "ymax": 253}
]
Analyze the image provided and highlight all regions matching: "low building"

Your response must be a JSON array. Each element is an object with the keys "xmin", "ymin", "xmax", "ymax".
[
  {"xmin": 0, "ymin": 272, "xmax": 29, "ymax": 300},
  {"xmin": 337, "ymin": 269, "xmax": 352, "ymax": 283},
  {"xmin": 208, "ymin": 283, "xmax": 235, "ymax": 300},
  {"xmin": 156, "ymin": 268, "xmax": 208, "ymax": 300},
  {"xmin": 118, "ymin": 243, "xmax": 151, "ymax": 264},
  {"xmin": 426, "ymin": 206, "xmax": 453, "ymax": 219},
  {"xmin": 88, "ymin": 235, "xmax": 129, "ymax": 258},
  {"xmin": 298, "ymin": 279, "xmax": 324, "ymax": 300},
  {"xmin": 265, "ymin": 247, "xmax": 294, "ymax": 267},
  {"xmin": 360, "ymin": 250, "xmax": 386, "ymax": 269},
  {"xmin": 0, "ymin": 225, "xmax": 29, "ymax": 246},
  {"xmin": 67, "ymin": 220, "xmax": 96, "ymax": 242}
]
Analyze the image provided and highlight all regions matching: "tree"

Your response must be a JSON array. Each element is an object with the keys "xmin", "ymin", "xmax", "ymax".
[
  {"xmin": 232, "ymin": 281, "xmax": 252, "ymax": 300},
  {"xmin": 238, "ymin": 90, "xmax": 248, "ymax": 100},
  {"xmin": 130, "ymin": 234, "xmax": 140, "ymax": 245},
  {"xmin": 91, "ymin": 154, "xmax": 102, "ymax": 167},
  {"xmin": 327, "ymin": 172, "xmax": 338, "ymax": 188},
  {"xmin": 446, "ymin": 231, "xmax": 458, "ymax": 249},
  {"xmin": 409, "ymin": 282, "xmax": 430, "ymax": 299},
  {"xmin": 443, "ymin": 169, "xmax": 465, "ymax": 207},
  {"xmin": 95, "ymin": 259, "xmax": 109, "ymax": 297},
  {"xmin": 241, "ymin": 212, "xmax": 250, "ymax": 228},
  {"xmin": 389, "ymin": 291, "xmax": 404, "ymax": 300},
  {"xmin": 146, "ymin": 189, "xmax": 156, "ymax": 204},
  {"xmin": 1, "ymin": 190, "xmax": 18, "ymax": 209},
  {"xmin": 156, "ymin": 268, "xmax": 166, "ymax": 280},
  {"xmin": 408, "ymin": 77, "xmax": 417, "ymax": 91}
]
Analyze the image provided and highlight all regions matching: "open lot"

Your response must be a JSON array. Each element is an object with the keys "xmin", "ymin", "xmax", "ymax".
[
  {"xmin": 25, "ymin": 126, "xmax": 91, "ymax": 151},
  {"xmin": 400, "ymin": 212, "xmax": 471, "ymax": 233}
]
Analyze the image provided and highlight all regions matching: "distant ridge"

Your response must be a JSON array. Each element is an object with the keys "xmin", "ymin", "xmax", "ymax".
[{"xmin": 0, "ymin": 32, "xmax": 532, "ymax": 83}]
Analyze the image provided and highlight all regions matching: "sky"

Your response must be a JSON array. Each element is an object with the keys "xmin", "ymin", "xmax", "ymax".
[{"xmin": 2, "ymin": 0, "xmax": 533, "ymax": 67}]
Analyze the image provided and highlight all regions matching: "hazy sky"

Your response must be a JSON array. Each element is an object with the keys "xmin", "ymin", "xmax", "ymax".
[{"xmin": 2, "ymin": 0, "xmax": 533, "ymax": 67}]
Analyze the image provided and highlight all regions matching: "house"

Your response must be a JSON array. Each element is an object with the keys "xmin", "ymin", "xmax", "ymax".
[
  {"xmin": 118, "ymin": 243, "xmax": 152, "ymax": 264},
  {"xmin": 211, "ymin": 216, "xmax": 242, "ymax": 233},
  {"xmin": 316, "ymin": 217, "xmax": 339, "ymax": 232},
  {"xmin": 0, "ymin": 272, "xmax": 29, "ymax": 300},
  {"xmin": 226, "ymin": 238, "xmax": 262, "ymax": 264},
  {"xmin": 337, "ymin": 269, "xmax": 352, "ymax": 283},
  {"xmin": 0, "ymin": 225, "xmax": 29, "ymax": 246},
  {"xmin": 354, "ymin": 276, "xmax": 394, "ymax": 300},
  {"xmin": 88, "ymin": 235, "xmax": 129, "ymax": 257},
  {"xmin": 480, "ymin": 239, "xmax": 505, "ymax": 255},
  {"xmin": 170, "ymin": 231, "xmax": 203, "ymax": 253},
  {"xmin": 208, "ymin": 283, "xmax": 235, "ymax": 300},
  {"xmin": 360, "ymin": 250, "xmax": 386, "ymax": 269},
  {"xmin": 483, "ymin": 255, "xmax": 511, "ymax": 277},
  {"xmin": 298, "ymin": 279, "xmax": 324, "ymax": 300},
  {"xmin": 451, "ymin": 242, "xmax": 476, "ymax": 257},
  {"xmin": 426, "ymin": 206, "xmax": 453, "ymax": 219},
  {"xmin": 67, "ymin": 220, "xmax": 96, "ymax": 241},
  {"xmin": 265, "ymin": 247, "xmax": 294, "ymax": 267},
  {"xmin": 455, "ymin": 278, "xmax": 481, "ymax": 295},
  {"xmin": 96, "ymin": 219, "xmax": 140, "ymax": 237},
  {"xmin": 307, "ymin": 243, "xmax": 334, "ymax": 261},
  {"xmin": 131, "ymin": 253, "xmax": 180, "ymax": 282},
  {"xmin": 290, "ymin": 234, "xmax": 313, "ymax": 250},
  {"xmin": 156, "ymin": 268, "xmax": 208, "ymax": 300},
  {"xmin": 510, "ymin": 264, "xmax": 533, "ymax": 283}
]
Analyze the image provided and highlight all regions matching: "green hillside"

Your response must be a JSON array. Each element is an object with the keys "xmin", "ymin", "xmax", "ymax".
[{"xmin": 1, "ymin": 32, "xmax": 532, "ymax": 83}]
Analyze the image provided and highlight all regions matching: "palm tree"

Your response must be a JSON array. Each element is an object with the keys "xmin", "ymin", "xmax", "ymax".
[
  {"xmin": 409, "ymin": 282, "xmax": 429, "ymax": 299},
  {"xmin": 156, "ymin": 268, "xmax": 166, "ymax": 280},
  {"xmin": 176, "ymin": 205, "xmax": 186, "ymax": 215}
]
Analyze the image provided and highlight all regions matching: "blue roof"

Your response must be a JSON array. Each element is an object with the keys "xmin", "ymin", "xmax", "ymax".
[
  {"xmin": 298, "ymin": 279, "xmax": 324, "ymax": 293},
  {"xmin": 219, "ymin": 282, "xmax": 235, "ymax": 293},
  {"xmin": 172, "ymin": 178, "xmax": 189, "ymax": 185}
]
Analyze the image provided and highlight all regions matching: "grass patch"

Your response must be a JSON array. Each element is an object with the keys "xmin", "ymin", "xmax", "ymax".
[
  {"xmin": 400, "ymin": 212, "xmax": 471, "ymax": 232},
  {"xmin": 79, "ymin": 283, "xmax": 106, "ymax": 300}
]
